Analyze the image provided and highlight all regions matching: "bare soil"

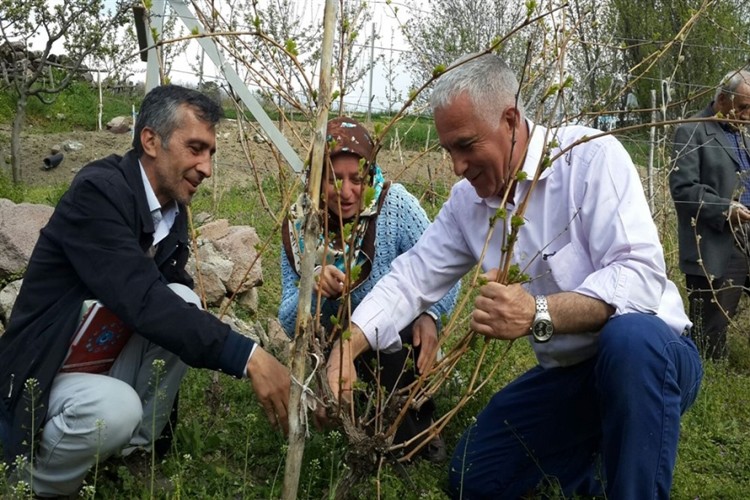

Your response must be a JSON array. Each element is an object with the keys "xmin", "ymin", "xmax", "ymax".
[{"xmin": 2, "ymin": 122, "xmax": 455, "ymax": 192}]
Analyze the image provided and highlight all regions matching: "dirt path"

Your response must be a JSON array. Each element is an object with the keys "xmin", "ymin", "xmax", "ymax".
[{"xmin": 2, "ymin": 122, "xmax": 456, "ymax": 193}]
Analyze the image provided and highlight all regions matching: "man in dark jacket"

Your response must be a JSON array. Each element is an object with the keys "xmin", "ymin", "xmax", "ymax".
[
  {"xmin": 670, "ymin": 69, "xmax": 750, "ymax": 359},
  {"xmin": 0, "ymin": 85, "xmax": 290, "ymax": 497}
]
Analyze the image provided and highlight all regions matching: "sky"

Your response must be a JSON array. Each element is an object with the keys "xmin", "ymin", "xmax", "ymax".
[
  {"xmin": 125, "ymin": 0, "xmax": 427, "ymax": 115},
  {"xmin": 27, "ymin": 0, "xmax": 428, "ymax": 113}
]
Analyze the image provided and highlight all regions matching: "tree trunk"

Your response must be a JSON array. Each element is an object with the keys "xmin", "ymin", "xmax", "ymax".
[
  {"xmin": 11, "ymin": 93, "xmax": 27, "ymax": 184},
  {"xmin": 281, "ymin": 1, "xmax": 338, "ymax": 498}
]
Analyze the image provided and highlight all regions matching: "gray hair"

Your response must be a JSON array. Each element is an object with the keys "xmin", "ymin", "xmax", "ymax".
[
  {"xmin": 430, "ymin": 53, "xmax": 525, "ymax": 127},
  {"xmin": 133, "ymin": 84, "xmax": 223, "ymax": 156},
  {"xmin": 715, "ymin": 69, "xmax": 750, "ymax": 102}
]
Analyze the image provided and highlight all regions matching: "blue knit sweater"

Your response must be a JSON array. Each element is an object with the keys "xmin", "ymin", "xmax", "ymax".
[{"xmin": 279, "ymin": 183, "xmax": 460, "ymax": 337}]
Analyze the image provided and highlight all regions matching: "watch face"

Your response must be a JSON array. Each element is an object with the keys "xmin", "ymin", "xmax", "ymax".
[{"xmin": 533, "ymin": 320, "xmax": 554, "ymax": 342}]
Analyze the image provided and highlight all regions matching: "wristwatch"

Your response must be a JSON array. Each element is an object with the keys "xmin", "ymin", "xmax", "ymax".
[{"xmin": 531, "ymin": 295, "xmax": 554, "ymax": 343}]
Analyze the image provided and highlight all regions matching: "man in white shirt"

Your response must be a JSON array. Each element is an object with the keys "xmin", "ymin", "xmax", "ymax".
[{"xmin": 327, "ymin": 53, "xmax": 703, "ymax": 498}]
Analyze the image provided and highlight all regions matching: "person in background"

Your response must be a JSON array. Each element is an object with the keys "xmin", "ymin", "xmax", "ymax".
[
  {"xmin": 670, "ymin": 68, "xmax": 750, "ymax": 360},
  {"xmin": 279, "ymin": 116, "xmax": 459, "ymax": 460},
  {"xmin": 327, "ymin": 54, "xmax": 703, "ymax": 498},
  {"xmin": 0, "ymin": 84, "xmax": 290, "ymax": 498}
]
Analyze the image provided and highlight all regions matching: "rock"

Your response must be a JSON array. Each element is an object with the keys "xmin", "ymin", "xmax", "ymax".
[
  {"xmin": 197, "ymin": 219, "xmax": 231, "ymax": 241},
  {"xmin": 186, "ymin": 220, "xmax": 264, "ymax": 307},
  {"xmin": 62, "ymin": 140, "xmax": 84, "ymax": 152},
  {"xmin": 236, "ymin": 287, "xmax": 258, "ymax": 315},
  {"xmin": 193, "ymin": 212, "xmax": 213, "ymax": 226},
  {"xmin": 106, "ymin": 116, "xmax": 131, "ymax": 134},
  {"xmin": 213, "ymin": 225, "xmax": 263, "ymax": 295},
  {"xmin": 187, "ymin": 241, "xmax": 233, "ymax": 306},
  {"xmin": 260, "ymin": 319, "xmax": 292, "ymax": 363},
  {"xmin": 0, "ymin": 199, "xmax": 53, "ymax": 279},
  {"xmin": 0, "ymin": 279, "xmax": 22, "ymax": 326},
  {"xmin": 50, "ymin": 144, "xmax": 62, "ymax": 154},
  {"xmin": 219, "ymin": 314, "xmax": 261, "ymax": 343}
]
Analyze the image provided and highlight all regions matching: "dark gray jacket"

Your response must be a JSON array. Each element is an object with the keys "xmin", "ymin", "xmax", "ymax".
[
  {"xmin": 0, "ymin": 150, "xmax": 255, "ymax": 463},
  {"xmin": 670, "ymin": 105, "xmax": 750, "ymax": 278}
]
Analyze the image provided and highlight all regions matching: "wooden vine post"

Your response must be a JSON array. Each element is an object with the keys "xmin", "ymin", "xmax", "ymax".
[{"xmin": 281, "ymin": 0, "xmax": 338, "ymax": 498}]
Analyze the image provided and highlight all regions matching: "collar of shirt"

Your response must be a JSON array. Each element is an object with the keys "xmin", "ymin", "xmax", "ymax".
[
  {"xmin": 139, "ymin": 161, "xmax": 179, "ymax": 246},
  {"xmin": 471, "ymin": 120, "xmax": 551, "ymax": 210}
]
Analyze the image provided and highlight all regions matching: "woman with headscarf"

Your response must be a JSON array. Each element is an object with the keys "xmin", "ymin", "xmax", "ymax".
[{"xmin": 279, "ymin": 116, "xmax": 459, "ymax": 460}]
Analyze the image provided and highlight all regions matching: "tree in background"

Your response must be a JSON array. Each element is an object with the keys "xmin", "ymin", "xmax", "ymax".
[
  {"xmin": 155, "ymin": 2, "xmax": 191, "ymax": 84},
  {"xmin": 610, "ymin": 0, "xmax": 750, "ymax": 121},
  {"xmin": 0, "ymin": 0, "xmax": 130, "ymax": 183},
  {"xmin": 399, "ymin": 0, "xmax": 749, "ymax": 126},
  {"xmin": 90, "ymin": 10, "xmax": 139, "ymax": 91},
  {"xmin": 332, "ymin": 0, "xmax": 379, "ymax": 114},
  {"xmin": 400, "ymin": 0, "xmax": 527, "ymax": 99},
  {"xmin": 561, "ymin": 0, "xmax": 622, "ymax": 122},
  {"xmin": 241, "ymin": 0, "xmax": 322, "ymax": 118}
]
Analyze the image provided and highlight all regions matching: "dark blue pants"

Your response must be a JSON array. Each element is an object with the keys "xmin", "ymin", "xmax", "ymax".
[{"xmin": 448, "ymin": 313, "xmax": 703, "ymax": 499}]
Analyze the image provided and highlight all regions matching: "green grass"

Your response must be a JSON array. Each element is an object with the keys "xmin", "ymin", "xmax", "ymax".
[
  {"xmin": 1, "ymin": 82, "xmax": 139, "ymax": 133},
  {"xmin": 5, "ymin": 170, "xmax": 750, "ymax": 498},
  {"xmin": 674, "ymin": 350, "xmax": 750, "ymax": 498}
]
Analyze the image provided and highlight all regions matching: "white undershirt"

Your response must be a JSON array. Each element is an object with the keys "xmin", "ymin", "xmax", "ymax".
[{"xmin": 139, "ymin": 162, "xmax": 178, "ymax": 246}]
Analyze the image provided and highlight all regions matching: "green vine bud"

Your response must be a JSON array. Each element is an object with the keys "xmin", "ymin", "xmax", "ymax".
[
  {"xmin": 350, "ymin": 265, "xmax": 362, "ymax": 283},
  {"xmin": 507, "ymin": 264, "xmax": 529, "ymax": 284},
  {"xmin": 363, "ymin": 185, "xmax": 376, "ymax": 207},
  {"xmin": 525, "ymin": 0, "xmax": 537, "ymax": 16},
  {"xmin": 284, "ymin": 38, "xmax": 298, "ymax": 56},
  {"xmin": 542, "ymin": 83, "xmax": 560, "ymax": 101}
]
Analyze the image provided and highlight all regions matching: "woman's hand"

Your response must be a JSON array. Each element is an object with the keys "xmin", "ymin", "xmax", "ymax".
[{"xmin": 314, "ymin": 265, "xmax": 346, "ymax": 298}]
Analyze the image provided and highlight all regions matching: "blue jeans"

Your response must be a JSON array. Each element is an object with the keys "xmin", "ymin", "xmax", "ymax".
[{"xmin": 448, "ymin": 313, "xmax": 703, "ymax": 499}]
